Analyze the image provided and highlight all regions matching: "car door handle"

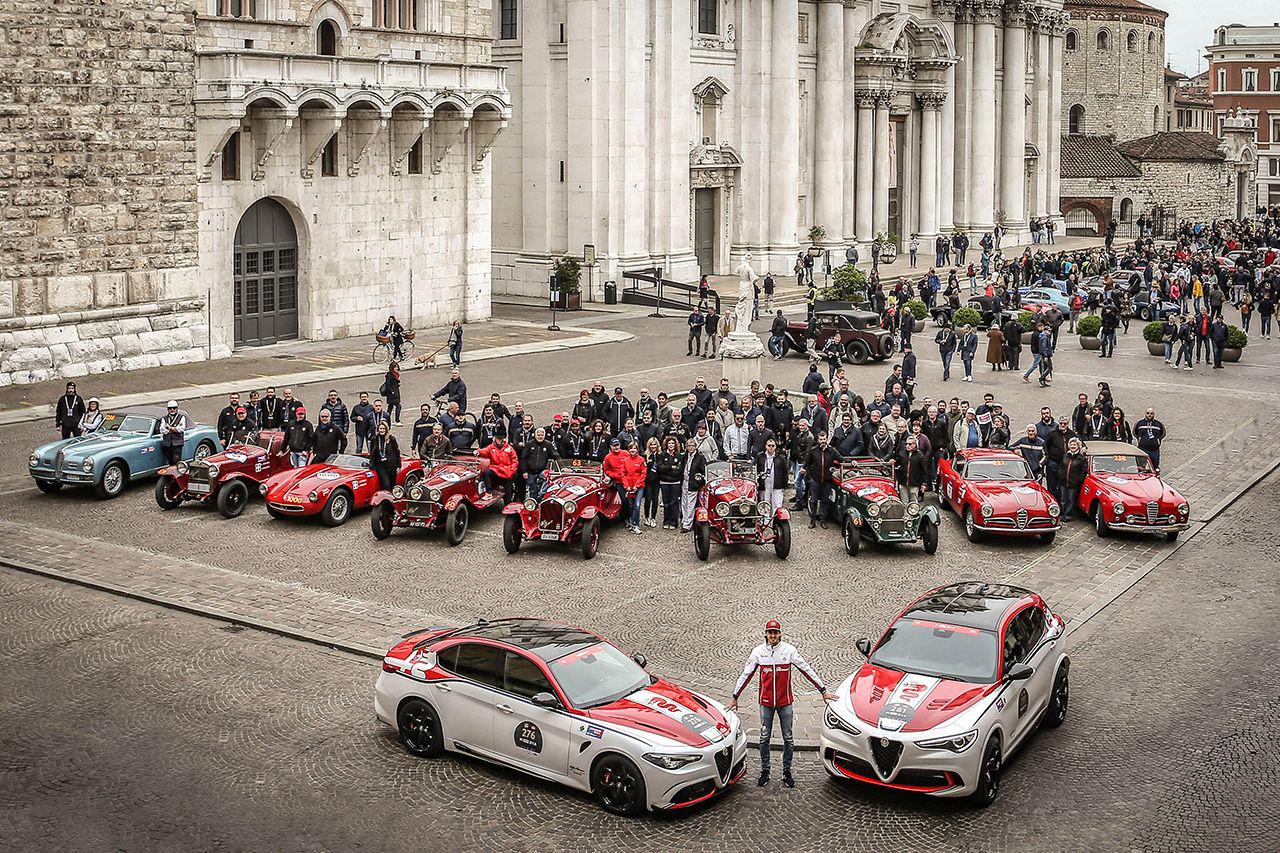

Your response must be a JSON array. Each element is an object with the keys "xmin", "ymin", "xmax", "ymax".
[
  {"xmin": 496, "ymin": 703, "xmax": 514, "ymax": 714},
  {"xmin": 435, "ymin": 684, "xmax": 452, "ymax": 693}
]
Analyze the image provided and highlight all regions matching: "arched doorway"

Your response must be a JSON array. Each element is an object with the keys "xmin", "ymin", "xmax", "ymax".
[
  {"xmin": 234, "ymin": 198, "xmax": 299, "ymax": 346},
  {"xmin": 317, "ymin": 19, "xmax": 338, "ymax": 56},
  {"xmin": 1064, "ymin": 206, "xmax": 1101, "ymax": 236}
]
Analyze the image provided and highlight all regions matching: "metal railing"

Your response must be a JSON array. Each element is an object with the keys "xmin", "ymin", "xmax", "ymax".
[{"xmin": 621, "ymin": 269, "xmax": 720, "ymax": 316}]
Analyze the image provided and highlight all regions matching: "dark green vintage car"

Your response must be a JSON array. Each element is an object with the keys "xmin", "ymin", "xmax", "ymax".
[{"xmin": 832, "ymin": 459, "xmax": 940, "ymax": 556}]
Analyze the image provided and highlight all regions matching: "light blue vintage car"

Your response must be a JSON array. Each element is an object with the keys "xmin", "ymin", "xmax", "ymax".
[{"xmin": 29, "ymin": 405, "xmax": 221, "ymax": 499}]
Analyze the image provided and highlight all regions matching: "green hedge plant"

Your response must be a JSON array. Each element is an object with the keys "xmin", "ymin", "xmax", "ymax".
[
  {"xmin": 1075, "ymin": 315, "xmax": 1102, "ymax": 337},
  {"xmin": 1142, "ymin": 320, "xmax": 1166, "ymax": 343},
  {"xmin": 953, "ymin": 307, "xmax": 982, "ymax": 328}
]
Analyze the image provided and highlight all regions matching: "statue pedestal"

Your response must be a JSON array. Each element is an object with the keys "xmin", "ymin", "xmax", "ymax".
[{"xmin": 719, "ymin": 331, "xmax": 765, "ymax": 393}]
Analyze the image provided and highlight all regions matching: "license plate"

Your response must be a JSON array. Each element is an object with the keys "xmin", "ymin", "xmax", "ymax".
[{"xmin": 189, "ymin": 483, "xmax": 211, "ymax": 494}]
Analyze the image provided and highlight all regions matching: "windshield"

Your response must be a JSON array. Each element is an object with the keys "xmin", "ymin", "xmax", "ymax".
[
  {"xmin": 1091, "ymin": 453, "xmax": 1153, "ymax": 475},
  {"xmin": 326, "ymin": 454, "xmax": 370, "ymax": 470},
  {"xmin": 548, "ymin": 642, "xmax": 649, "ymax": 708},
  {"xmin": 100, "ymin": 413, "xmax": 156, "ymax": 435},
  {"xmin": 966, "ymin": 458, "xmax": 1033, "ymax": 481},
  {"xmin": 870, "ymin": 619, "xmax": 998, "ymax": 683}
]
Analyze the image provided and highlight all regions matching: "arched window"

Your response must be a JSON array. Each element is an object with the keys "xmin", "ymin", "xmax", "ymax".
[
  {"xmin": 1127, "ymin": 30, "xmax": 1138, "ymax": 52},
  {"xmin": 1153, "ymin": 105, "xmax": 1160, "ymax": 131},
  {"xmin": 1069, "ymin": 104, "xmax": 1085, "ymax": 134},
  {"xmin": 317, "ymin": 19, "xmax": 338, "ymax": 55},
  {"xmin": 1097, "ymin": 30, "xmax": 1110, "ymax": 50},
  {"xmin": 1065, "ymin": 29, "xmax": 1077, "ymax": 50},
  {"xmin": 701, "ymin": 92, "xmax": 719, "ymax": 143},
  {"xmin": 1147, "ymin": 32, "xmax": 1156, "ymax": 53},
  {"xmin": 1120, "ymin": 198, "xmax": 1133, "ymax": 221}
]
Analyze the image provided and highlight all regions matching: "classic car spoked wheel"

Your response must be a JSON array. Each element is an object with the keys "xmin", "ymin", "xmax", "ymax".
[
  {"xmin": 34, "ymin": 479, "xmax": 62, "ymax": 494},
  {"xmin": 963, "ymin": 508, "xmax": 981, "ymax": 542},
  {"xmin": 581, "ymin": 516, "xmax": 600, "ymax": 560},
  {"xmin": 371, "ymin": 502, "xmax": 394, "ymax": 540},
  {"xmin": 193, "ymin": 440, "xmax": 215, "ymax": 461},
  {"xmin": 1093, "ymin": 503, "xmax": 1110, "ymax": 538},
  {"xmin": 154, "ymin": 475, "xmax": 183, "ymax": 510},
  {"xmin": 592, "ymin": 754, "xmax": 646, "ymax": 817},
  {"xmin": 843, "ymin": 516, "xmax": 860, "ymax": 556},
  {"xmin": 445, "ymin": 503, "xmax": 469, "ymax": 546},
  {"xmin": 94, "ymin": 461, "xmax": 127, "ymax": 500},
  {"xmin": 1045, "ymin": 665, "xmax": 1069, "ymax": 727},
  {"xmin": 397, "ymin": 698, "xmax": 444, "ymax": 758},
  {"xmin": 320, "ymin": 488, "xmax": 352, "ymax": 527},
  {"xmin": 773, "ymin": 519, "xmax": 791, "ymax": 559},
  {"xmin": 502, "ymin": 514, "xmax": 522, "ymax": 553},
  {"xmin": 846, "ymin": 340, "xmax": 872, "ymax": 365},
  {"xmin": 970, "ymin": 738, "xmax": 1002, "ymax": 807},
  {"xmin": 693, "ymin": 521, "xmax": 710, "ymax": 561},
  {"xmin": 403, "ymin": 471, "xmax": 423, "ymax": 490},
  {"xmin": 216, "ymin": 480, "xmax": 250, "ymax": 519},
  {"xmin": 920, "ymin": 517, "xmax": 939, "ymax": 555}
]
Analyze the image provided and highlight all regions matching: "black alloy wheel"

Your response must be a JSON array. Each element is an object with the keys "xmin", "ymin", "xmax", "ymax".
[
  {"xmin": 397, "ymin": 698, "xmax": 444, "ymax": 758},
  {"xmin": 216, "ymin": 479, "xmax": 250, "ymax": 518},
  {"xmin": 592, "ymin": 754, "xmax": 647, "ymax": 816},
  {"xmin": 969, "ymin": 737, "xmax": 1002, "ymax": 807},
  {"xmin": 1045, "ymin": 665, "xmax": 1069, "ymax": 727}
]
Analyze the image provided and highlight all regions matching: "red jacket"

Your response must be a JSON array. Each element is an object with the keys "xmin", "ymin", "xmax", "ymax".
[
  {"xmin": 603, "ymin": 450, "xmax": 647, "ymax": 491},
  {"xmin": 733, "ymin": 641, "xmax": 827, "ymax": 708},
  {"xmin": 478, "ymin": 441, "xmax": 518, "ymax": 479}
]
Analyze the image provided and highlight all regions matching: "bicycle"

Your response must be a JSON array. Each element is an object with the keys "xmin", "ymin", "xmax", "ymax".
[{"xmin": 373, "ymin": 331, "xmax": 416, "ymax": 365}]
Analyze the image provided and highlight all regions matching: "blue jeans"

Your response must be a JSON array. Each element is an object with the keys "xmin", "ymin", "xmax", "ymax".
[
  {"xmin": 1261, "ymin": 314, "xmax": 1272, "ymax": 336},
  {"xmin": 291, "ymin": 451, "xmax": 309, "ymax": 467},
  {"xmin": 448, "ymin": 342, "xmax": 461, "ymax": 365},
  {"xmin": 961, "ymin": 354, "xmax": 974, "ymax": 378},
  {"xmin": 1174, "ymin": 342, "xmax": 1193, "ymax": 367},
  {"xmin": 1060, "ymin": 486, "xmax": 1079, "ymax": 521},
  {"xmin": 758, "ymin": 704, "xmax": 794, "ymax": 774},
  {"xmin": 1163, "ymin": 341, "xmax": 1172, "ymax": 361},
  {"xmin": 629, "ymin": 486, "xmax": 643, "ymax": 526},
  {"xmin": 1023, "ymin": 353, "xmax": 1041, "ymax": 379},
  {"xmin": 791, "ymin": 462, "xmax": 806, "ymax": 504},
  {"xmin": 1099, "ymin": 328, "xmax": 1116, "ymax": 356},
  {"xmin": 940, "ymin": 350, "xmax": 953, "ymax": 379},
  {"xmin": 527, "ymin": 472, "xmax": 546, "ymax": 500}
]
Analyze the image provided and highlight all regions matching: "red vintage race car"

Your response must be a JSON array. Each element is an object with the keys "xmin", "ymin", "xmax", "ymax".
[
  {"xmin": 502, "ymin": 459, "xmax": 623, "ymax": 560},
  {"xmin": 937, "ymin": 449, "xmax": 1060, "ymax": 544},
  {"xmin": 261, "ymin": 453, "xmax": 422, "ymax": 527},
  {"xmin": 1078, "ymin": 440, "xmax": 1190, "ymax": 541},
  {"xmin": 692, "ymin": 460, "xmax": 790, "ymax": 560},
  {"xmin": 153, "ymin": 430, "xmax": 293, "ymax": 518},
  {"xmin": 370, "ymin": 453, "xmax": 502, "ymax": 545}
]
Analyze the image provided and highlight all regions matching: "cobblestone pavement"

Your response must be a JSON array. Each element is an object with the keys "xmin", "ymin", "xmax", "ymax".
[{"xmin": 3, "ymin": 470, "xmax": 1278, "ymax": 852}]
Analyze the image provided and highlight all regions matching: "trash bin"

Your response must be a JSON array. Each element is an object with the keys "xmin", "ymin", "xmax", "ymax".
[{"xmin": 604, "ymin": 280, "xmax": 617, "ymax": 305}]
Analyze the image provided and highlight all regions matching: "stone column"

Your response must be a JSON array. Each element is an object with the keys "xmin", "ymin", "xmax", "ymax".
[
  {"xmin": 969, "ymin": 1, "xmax": 998, "ymax": 231},
  {"xmin": 933, "ymin": 1, "xmax": 959, "ymax": 232},
  {"xmin": 951, "ymin": 3, "xmax": 972, "ymax": 229},
  {"xmin": 1048, "ymin": 14, "xmax": 1064, "ymax": 223},
  {"xmin": 813, "ymin": 0, "xmax": 844, "ymax": 246},
  {"xmin": 854, "ymin": 89, "xmax": 875, "ymax": 243},
  {"xmin": 841, "ymin": 1, "xmax": 859, "ymax": 243},
  {"xmin": 1033, "ymin": 17, "xmax": 1050, "ymax": 218},
  {"xmin": 769, "ymin": 0, "xmax": 801, "ymax": 260},
  {"xmin": 999, "ymin": 2, "xmax": 1028, "ymax": 233},
  {"xmin": 871, "ymin": 91, "xmax": 892, "ymax": 239},
  {"xmin": 737, "ymin": 0, "xmax": 772, "ymax": 255},
  {"xmin": 917, "ymin": 92, "xmax": 945, "ymax": 240},
  {"xmin": 649, "ymin": 0, "xmax": 694, "ymax": 274}
]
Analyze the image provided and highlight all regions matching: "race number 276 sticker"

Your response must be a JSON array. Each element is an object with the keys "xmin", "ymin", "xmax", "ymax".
[{"xmin": 514, "ymin": 721, "xmax": 543, "ymax": 754}]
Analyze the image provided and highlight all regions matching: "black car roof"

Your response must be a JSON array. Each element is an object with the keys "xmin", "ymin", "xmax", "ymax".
[
  {"xmin": 443, "ymin": 617, "xmax": 602, "ymax": 662},
  {"xmin": 899, "ymin": 582, "xmax": 1034, "ymax": 631}
]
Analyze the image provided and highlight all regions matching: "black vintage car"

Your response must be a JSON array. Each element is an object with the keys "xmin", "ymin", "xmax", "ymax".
[{"xmin": 781, "ymin": 303, "xmax": 895, "ymax": 364}]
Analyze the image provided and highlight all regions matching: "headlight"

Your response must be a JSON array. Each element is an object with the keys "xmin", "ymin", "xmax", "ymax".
[
  {"xmin": 641, "ymin": 752, "xmax": 702, "ymax": 771},
  {"xmin": 176, "ymin": 461, "xmax": 189, "ymax": 475},
  {"xmin": 1112, "ymin": 501, "xmax": 1125, "ymax": 516},
  {"xmin": 564, "ymin": 499, "xmax": 578, "ymax": 515},
  {"xmin": 981, "ymin": 503, "xmax": 993, "ymax": 518},
  {"xmin": 524, "ymin": 498, "xmax": 538, "ymax": 511},
  {"xmin": 824, "ymin": 707, "xmax": 862, "ymax": 736},
  {"xmin": 429, "ymin": 488, "xmax": 442, "ymax": 502},
  {"xmin": 1048, "ymin": 502, "xmax": 1061, "ymax": 517},
  {"xmin": 29, "ymin": 453, "xmax": 39, "ymax": 468},
  {"xmin": 206, "ymin": 463, "xmax": 220, "ymax": 479},
  {"xmin": 916, "ymin": 729, "xmax": 979, "ymax": 753},
  {"xmin": 906, "ymin": 501, "xmax": 921, "ymax": 516},
  {"xmin": 392, "ymin": 485, "xmax": 405, "ymax": 499},
  {"xmin": 259, "ymin": 483, "xmax": 268, "ymax": 495},
  {"xmin": 758, "ymin": 500, "xmax": 773, "ymax": 517},
  {"xmin": 715, "ymin": 502, "xmax": 730, "ymax": 517},
  {"xmin": 81, "ymin": 459, "xmax": 93, "ymax": 473},
  {"xmin": 1177, "ymin": 502, "xmax": 1189, "ymax": 515},
  {"xmin": 410, "ymin": 485, "xmax": 424, "ymax": 501},
  {"xmin": 308, "ymin": 491, "xmax": 319, "ymax": 502},
  {"xmin": 866, "ymin": 503, "xmax": 880, "ymax": 518}
]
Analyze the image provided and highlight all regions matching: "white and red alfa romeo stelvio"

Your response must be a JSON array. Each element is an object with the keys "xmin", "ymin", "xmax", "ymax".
[
  {"xmin": 821, "ymin": 582, "xmax": 1070, "ymax": 806},
  {"xmin": 375, "ymin": 618, "xmax": 747, "ymax": 816}
]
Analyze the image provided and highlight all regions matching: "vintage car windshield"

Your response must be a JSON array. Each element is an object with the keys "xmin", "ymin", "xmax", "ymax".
[
  {"xmin": 1090, "ymin": 453, "xmax": 1154, "ymax": 475},
  {"xmin": 327, "ymin": 454, "xmax": 371, "ymax": 470},
  {"xmin": 100, "ymin": 414, "xmax": 156, "ymax": 435},
  {"xmin": 707, "ymin": 460, "xmax": 757, "ymax": 481},
  {"xmin": 548, "ymin": 642, "xmax": 649, "ymax": 708},
  {"xmin": 548, "ymin": 459, "xmax": 602, "ymax": 476},
  {"xmin": 870, "ymin": 619, "xmax": 999, "ymax": 684},
  {"xmin": 966, "ymin": 458, "xmax": 1033, "ymax": 481}
]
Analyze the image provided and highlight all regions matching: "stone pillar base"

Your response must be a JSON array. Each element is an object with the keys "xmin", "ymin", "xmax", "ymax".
[{"xmin": 720, "ymin": 332, "xmax": 765, "ymax": 393}]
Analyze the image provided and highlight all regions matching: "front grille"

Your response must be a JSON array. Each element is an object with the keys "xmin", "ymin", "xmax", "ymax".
[
  {"xmin": 730, "ymin": 757, "xmax": 745, "ymax": 781},
  {"xmin": 879, "ymin": 500, "xmax": 905, "ymax": 520},
  {"xmin": 876, "ymin": 520, "xmax": 907, "ymax": 536},
  {"xmin": 714, "ymin": 746, "xmax": 731, "ymax": 781},
  {"xmin": 56, "ymin": 449, "xmax": 66, "ymax": 471},
  {"xmin": 540, "ymin": 501, "xmax": 563, "ymax": 529},
  {"xmin": 188, "ymin": 461, "xmax": 210, "ymax": 484},
  {"xmin": 893, "ymin": 768, "xmax": 956, "ymax": 788},
  {"xmin": 830, "ymin": 750, "xmax": 957, "ymax": 791},
  {"xmin": 1146, "ymin": 501, "xmax": 1158, "ymax": 524},
  {"xmin": 406, "ymin": 500, "xmax": 437, "ymax": 517},
  {"xmin": 832, "ymin": 751, "xmax": 877, "ymax": 779},
  {"xmin": 670, "ymin": 779, "xmax": 716, "ymax": 805},
  {"xmin": 727, "ymin": 518, "xmax": 759, "ymax": 535},
  {"xmin": 1016, "ymin": 508, "xmax": 1028, "ymax": 529},
  {"xmin": 868, "ymin": 737, "xmax": 903, "ymax": 777}
]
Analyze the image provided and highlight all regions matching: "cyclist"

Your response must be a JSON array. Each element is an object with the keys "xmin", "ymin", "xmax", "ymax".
[{"xmin": 380, "ymin": 315, "xmax": 406, "ymax": 360}]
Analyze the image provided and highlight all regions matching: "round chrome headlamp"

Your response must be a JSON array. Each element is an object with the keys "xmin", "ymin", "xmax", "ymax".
[
  {"xmin": 758, "ymin": 500, "xmax": 773, "ymax": 517},
  {"xmin": 259, "ymin": 483, "xmax": 268, "ymax": 495},
  {"xmin": 29, "ymin": 453, "xmax": 39, "ymax": 468},
  {"xmin": 715, "ymin": 502, "xmax": 730, "ymax": 517},
  {"xmin": 1112, "ymin": 501, "xmax": 1125, "ymax": 516},
  {"xmin": 176, "ymin": 460, "xmax": 189, "ymax": 475},
  {"xmin": 81, "ymin": 459, "xmax": 94, "ymax": 473},
  {"xmin": 429, "ymin": 488, "xmax": 442, "ymax": 502},
  {"xmin": 1177, "ymin": 502, "xmax": 1189, "ymax": 516},
  {"xmin": 564, "ymin": 499, "xmax": 578, "ymax": 515},
  {"xmin": 308, "ymin": 491, "xmax": 319, "ymax": 503},
  {"xmin": 392, "ymin": 485, "xmax": 405, "ymax": 499},
  {"xmin": 981, "ymin": 503, "xmax": 993, "ymax": 518},
  {"xmin": 906, "ymin": 501, "xmax": 921, "ymax": 516},
  {"xmin": 524, "ymin": 498, "xmax": 538, "ymax": 511},
  {"xmin": 206, "ymin": 463, "xmax": 220, "ymax": 479},
  {"xmin": 866, "ymin": 503, "xmax": 880, "ymax": 518},
  {"xmin": 409, "ymin": 485, "xmax": 424, "ymax": 501},
  {"xmin": 1048, "ymin": 502, "xmax": 1061, "ymax": 517}
]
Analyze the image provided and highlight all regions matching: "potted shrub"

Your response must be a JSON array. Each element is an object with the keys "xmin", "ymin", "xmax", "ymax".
[
  {"xmin": 822, "ymin": 263, "xmax": 868, "ymax": 304},
  {"xmin": 1223, "ymin": 325, "xmax": 1248, "ymax": 362},
  {"xmin": 1142, "ymin": 320, "xmax": 1167, "ymax": 356},
  {"xmin": 953, "ymin": 306, "xmax": 982, "ymax": 329},
  {"xmin": 1076, "ymin": 314, "xmax": 1102, "ymax": 350},
  {"xmin": 875, "ymin": 232, "xmax": 898, "ymax": 264},
  {"xmin": 1017, "ymin": 310, "xmax": 1037, "ymax": 344},
  {"xmin": 903, "ymin": 298, "xmax": 927, "ymax": 331},
  {"xmin": 552, "ymin": 256, "xmax": 582, "ymax": 310},
  {"xmin": 807, "ymin": 224, "xmax": 827, "ymax": 246}
]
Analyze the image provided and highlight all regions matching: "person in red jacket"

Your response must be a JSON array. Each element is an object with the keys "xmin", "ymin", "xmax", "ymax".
[
  {"xmin": 727, "ymin": 620, "xmax": 836, "ymax": 788},
  {"xmin": 477, "ymin": 427, "xmax": 519, "ymax": 505},
  {"xmin": 603, "ymin": 439, "xmax": 648, "ymax": 534}
]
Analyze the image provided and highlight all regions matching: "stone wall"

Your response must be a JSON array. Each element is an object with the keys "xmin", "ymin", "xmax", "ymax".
[
  {"xmin": 0, "ymin": 0, "xmax": 204, "ymax": 384},
  {"xmin": 1061, "ymin": 11, "xmax": 1165, "ymax": 140},
  {"xmin": 1061, "ymin": 159, "xmax": 1236, "ymax": 228}
]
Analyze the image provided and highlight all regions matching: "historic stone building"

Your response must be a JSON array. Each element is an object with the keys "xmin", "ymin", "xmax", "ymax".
[
  {"xmin": 1, "ymin": 0, "xmax": 508, "ymax": 385},
  {"xmin": 1060, "ymin": 0, "xmax": 1166, "ymax": 140},
  {"xmin": 1207, "ymin": 23, "xmax": 1280, "ymax": 208},
  {"xmin": 488, "ymin": 0, "xmax": 1066, "ymax": 295}
]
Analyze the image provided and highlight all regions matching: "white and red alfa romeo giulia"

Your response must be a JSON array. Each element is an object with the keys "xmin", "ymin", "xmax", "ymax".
[
  {"xmin": 820, "ymin": 582, "xmax": 1070, "ymax": 806},
  {"xmin": 375, "ymin": 618, "xmax": 747, "ymax": 815}
]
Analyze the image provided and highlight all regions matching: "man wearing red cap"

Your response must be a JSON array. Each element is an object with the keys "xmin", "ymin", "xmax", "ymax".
[
  {"xmin": 728, "ymin": 620, "xmax": 835, "ymax": 788},
  {"xmin": 285, "ymin": 405, "xmax": 315, "ymax": 467}
]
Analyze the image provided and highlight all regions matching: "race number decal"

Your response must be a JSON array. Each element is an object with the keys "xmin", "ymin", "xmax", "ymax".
[
  {"xmin": 878, "ymin": 674, "xmax": 940, "ymax": 732},
  {"xmin": 316, "ymin": 471, "xmax": 341, "ymax": 480},
  {"xmin": 514, "ymin": 721, "xmax": 543, "ymax": 753},
  {"xmin": 225, "ymin": 452, "xmax": 247, "ymax": 463}
]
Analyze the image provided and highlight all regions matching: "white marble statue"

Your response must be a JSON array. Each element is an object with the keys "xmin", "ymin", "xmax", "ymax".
[{"xmin": 733, "ymin": 253, "xmax": 757, "ymax": 336}]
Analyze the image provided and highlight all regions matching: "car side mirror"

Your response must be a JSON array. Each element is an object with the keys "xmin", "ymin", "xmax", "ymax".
[
  {"xmin": 1005, "ymin": 663, "xmax": 1034, "ymax": 682},
  {"xmin": 531, "ymin": 691, "xmax": 560, "ymax": 709},
  {"xmin": 632, "ymin": 653, "xmax": 648, "ymax": 669},
  {"xmin": 855, "ymin": 637, "xmax": 872, "ymax": 657}
]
